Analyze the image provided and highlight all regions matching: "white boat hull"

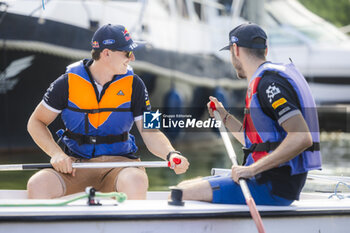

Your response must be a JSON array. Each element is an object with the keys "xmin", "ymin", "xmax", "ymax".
[
  {"xmin": 2, "ymin": 216, "xmax": 349, "ymax": 233},
  {"xmin": 0, "ymin": 191, "xmax": 350, "ymax": 233}
]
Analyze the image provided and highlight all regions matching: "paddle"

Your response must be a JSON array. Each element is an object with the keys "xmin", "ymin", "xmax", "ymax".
[
  {"xmin": 211, "ymin": 168, "xmax": 350, "ymax": 184},
  {"xmin": 210, "ymin": 101, "xmax": 266, "ymax": 233},
  {"xmin": 0, "ymin": 158, "xmax": 181, "ymax": 171}
]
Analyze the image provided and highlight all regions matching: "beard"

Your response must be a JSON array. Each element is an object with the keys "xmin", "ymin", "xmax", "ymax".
[{"xmin": 231, "ymin": 53, "xmax": 247, "ymax": 79}]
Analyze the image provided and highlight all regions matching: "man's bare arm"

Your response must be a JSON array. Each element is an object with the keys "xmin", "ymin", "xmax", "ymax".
[
  {"xmin": 250, "ymin": 113, "xmax": 312, "ymax": 174},
  {"xmin": 207, "ymin": 96, "xmax": 245, "ymax": 145},
  {"xmin": 27, "ymin": 103, "xmax": 75, "ymax": 175},
  {"xmin": 135, "ymin": 119, "xmax": 189, "ymax": 174},
  {"xmin": 231, "ymin": 114, "xmax": 313, "ymax": 182},
  {"xmin": 28, "ymin": 103, "xmax": 61, "ymax": 156}
]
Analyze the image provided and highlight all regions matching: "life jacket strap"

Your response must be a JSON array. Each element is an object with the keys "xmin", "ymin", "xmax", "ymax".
[
  {"xmin": 66, "ymin": 106, "xmax": 132, "ymax": 134},
  {"xmin": 242, "ymin": 141, "xmax": 320, "ymax": 164},
  {"xmin": 67, "ymin": 106, "xmax": 131, "ymax": 113},
  {"xmin": 62, "ymin": 130, "xmax": 129, "ymax": 146}
]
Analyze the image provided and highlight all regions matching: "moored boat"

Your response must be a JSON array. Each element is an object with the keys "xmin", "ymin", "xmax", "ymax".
[{"xmin": 2, "ymin": 0, "xmax": 350, "ymax": 152}]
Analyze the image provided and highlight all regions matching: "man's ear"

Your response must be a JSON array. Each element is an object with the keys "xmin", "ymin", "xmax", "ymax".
[
  {"xmin": 101, "ymin": 49, "xmax": 109, "ymax": 58},
  {"xmin": 231, "ymin": 43, "xmax": 239, "ymax": 57}
]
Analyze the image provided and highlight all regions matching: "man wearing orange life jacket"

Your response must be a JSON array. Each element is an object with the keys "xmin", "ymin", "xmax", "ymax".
[
  {"xmin": 175, "ymin": 23, "xmax": 321, "ymax": 205},
  {"xmin": 26, "ymin": 24, "xmax": 189, "ymax": 199}
]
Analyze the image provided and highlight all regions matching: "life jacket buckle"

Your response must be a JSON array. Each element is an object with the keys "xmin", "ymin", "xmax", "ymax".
[
  {"xmin": 244, "ymin": 108, "xmax": 250, "ymax": 115},
  {"xmin": 91, "ymin": 109, "xmax": 100, "ymax": 114},
  {"xmin": 248, "ymin": 143, "xmax": 257, "ymax": 152},
  {"xmin": 242, "ymin": 147, "xmax": 250, "ymax": 156},
  {"xmin": 242, "ymin": 143, "xmax": 257, "ymax": 157},
  {"xmin": 242, "ymin": 143, "xmax": 258, "ymax": 165},
  {"xmin": 89, "ymin": 136, "xmax": 97, "ymax": 144}
]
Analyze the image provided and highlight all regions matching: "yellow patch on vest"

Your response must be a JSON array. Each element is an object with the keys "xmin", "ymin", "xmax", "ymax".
[{"xmin": 272, "ymin": 98, "xmax": 287, "ymax": 109}]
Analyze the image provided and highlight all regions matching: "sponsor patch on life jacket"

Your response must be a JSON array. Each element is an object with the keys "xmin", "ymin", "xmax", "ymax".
[
  {"xmin": 272, "ymin": 97, "xmax": 287, "ymax": 109},
  {"xmin": 117, "ymin": 90, "xmax": 125, "ymax": 96}
]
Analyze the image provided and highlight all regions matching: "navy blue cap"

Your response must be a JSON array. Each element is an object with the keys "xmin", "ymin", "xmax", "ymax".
[
  {"xmin": 91, "ymin": 24, "xmax": 138, "ymax": 51},
  {"xmin": 220, "ymin": 23, "xmax": 267, "ymax": 51}
]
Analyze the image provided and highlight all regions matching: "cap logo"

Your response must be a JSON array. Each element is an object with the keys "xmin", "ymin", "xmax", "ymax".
[
  {"xmin": 92, "ymin": 41, "xmax": 99, "ymax": 48},
  {"xmin": 123, "ymin": 28, "xmax": 131, "ymax": 41},
  {"xmin": 230, "ymin": 36, "xmax": 238, "ymax": 44},
  {"xmin": 129, "ymin": 42, "xmax": 138, "ymax": 50},
  {"xmin": 103, "ymin": 39, "xmax": 115, "ymax": 45}
]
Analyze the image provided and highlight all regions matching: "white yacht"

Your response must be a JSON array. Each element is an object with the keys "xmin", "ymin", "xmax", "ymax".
[{"xmin": 0, "ymin": 0, "xmax": 349, "ymax": 151}]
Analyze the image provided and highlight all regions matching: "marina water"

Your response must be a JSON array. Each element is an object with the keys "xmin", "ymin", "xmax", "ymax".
[{"xmin": 1, "ymin": 132, "xmax": 349, "ymax": 193}]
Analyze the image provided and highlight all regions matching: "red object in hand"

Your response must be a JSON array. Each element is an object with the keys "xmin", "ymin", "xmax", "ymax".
[
  {"xmin": 210, "ymin": 101, "xmax": 216, "ymax": 111},
  {"xmin": 167, "ymin": 158, "xmax": 181, "ymax": 167},
  {"xmin": 173, "ymin": 157, "xmax": 181, "ymax": 164}
]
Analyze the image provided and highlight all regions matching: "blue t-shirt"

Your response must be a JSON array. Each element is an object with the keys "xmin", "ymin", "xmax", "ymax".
[{"xmin": 43, "ymin": 59, "xmax": 151, "ymax": 119}]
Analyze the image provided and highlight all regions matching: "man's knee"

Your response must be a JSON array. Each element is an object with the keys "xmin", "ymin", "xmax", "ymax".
[
  {"xmin": 177, "ymin": 177, "xmax": 203, "ymax": 187},
  {"xmin": 178, "ymin": 179, "xmax": 213, "ymax": 202},
  {"xmin": 116, "ymin": 168, "xmax": 148, "ymax": 199},
  {"xmin": 27, "ymin": 170, "xmax": 64, "ymax": 199}
]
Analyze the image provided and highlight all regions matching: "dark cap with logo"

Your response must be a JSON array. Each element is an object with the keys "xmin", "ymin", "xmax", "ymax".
[
  {"xmin": 220, "ymin": 23, "xmax": 267, "ymax": 51},
  {"xmin": 91, "ymin": 24, "xmax": 138, "ymax": 51}
]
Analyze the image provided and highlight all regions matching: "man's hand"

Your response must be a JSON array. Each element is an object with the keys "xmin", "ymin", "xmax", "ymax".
[
  {"xmin": 207, "ymin": 96, "xmax": 228, "ymax": 120},
  {"xmin": 231, "ymin": 165, "xmax": 255, "ymax": 183},
  {"xmin": 169, "ymin": 154, "xmax": 190, "ymax": 175},
  {"xmin": 50, "ymin": 153, "xmax": 76, "ymax": 176}
]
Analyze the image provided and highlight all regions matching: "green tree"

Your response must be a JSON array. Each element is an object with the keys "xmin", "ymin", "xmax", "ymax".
[{"xmin": 298, "ymin": 0, "xmax": 350, "ymax": 27}]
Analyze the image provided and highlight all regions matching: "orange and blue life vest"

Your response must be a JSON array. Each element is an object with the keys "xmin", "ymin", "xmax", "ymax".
[
  {"xmin": 243, "ymin": 62, "xmax": 322, "ymax": 175},
  {"xmin": 57, "ymin": 60, "xmax": 137, "ymax": 158}
]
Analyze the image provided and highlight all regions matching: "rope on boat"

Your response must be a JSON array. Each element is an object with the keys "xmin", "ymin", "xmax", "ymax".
[
  {"xmin": 0, "ymin": 191, "xmax": 127, "ymax": 207},
  {"xmin": 328, "ymin": 182, "xmax": 350, "ymax": 200}
]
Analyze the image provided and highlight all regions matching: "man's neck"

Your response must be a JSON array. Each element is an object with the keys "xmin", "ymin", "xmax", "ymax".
[
  {"xmin": 89, "ymin": 60, "xmax": 114, "ymax": 86},
  {"xmin": 245, "ymin": 59, "xmax": 267, "ymax": 83}
]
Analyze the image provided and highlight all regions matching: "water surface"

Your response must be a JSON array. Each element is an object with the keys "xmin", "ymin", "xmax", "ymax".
[{"xmin": 1, "ymin": 132, "xmax": 349, "ymax": 194}]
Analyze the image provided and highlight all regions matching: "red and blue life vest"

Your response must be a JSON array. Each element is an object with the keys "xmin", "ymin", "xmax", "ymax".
[
  {"xmin": 243, "ymin": 62, "xmax": 322, "ymax": 175},
  {"xmin": 58, "ymin": 60, "xmax": 137, "ymax": 158}
]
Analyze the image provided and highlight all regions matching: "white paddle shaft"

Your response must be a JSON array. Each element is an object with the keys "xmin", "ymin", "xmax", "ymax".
[
  {"xmin": 212, "ymin": 168, "xmax": 350, "ymax": 184},
  {"xmin": 0, "ymin": 161, "xmax": 169, "ymax": 171},
  {"xmin": 72, "ymin": 161, "xmax": 168, "ymax": 168}
]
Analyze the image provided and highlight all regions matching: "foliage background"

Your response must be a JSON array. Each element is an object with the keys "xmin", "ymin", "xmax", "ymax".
[{"xmin": 298, "ymin": 0, "xmax": 350, "ymax": 28}]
